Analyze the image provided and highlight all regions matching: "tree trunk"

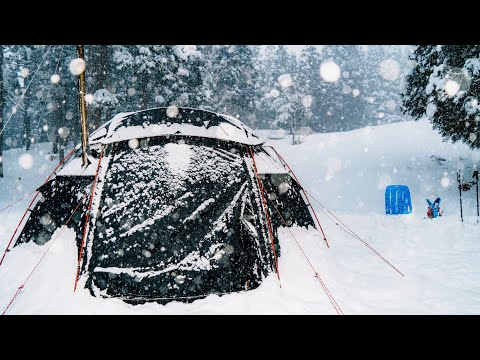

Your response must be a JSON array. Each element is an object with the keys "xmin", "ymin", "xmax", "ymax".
[{"xmin": 0, "ymin": 45, "xmax": 3, "ymax": 177}]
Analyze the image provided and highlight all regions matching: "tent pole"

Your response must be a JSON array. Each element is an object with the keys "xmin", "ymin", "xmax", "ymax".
[
  {"xmin": 457, "ymin": 170, "xmax": 463, "ymax": 223},
  {"xmin": 76, "ymin": 45, "xmax": 89, "ymax": 167},
  {"xmin": 473, "ymin": 170, "xmax": 479, "ymax": 224}
]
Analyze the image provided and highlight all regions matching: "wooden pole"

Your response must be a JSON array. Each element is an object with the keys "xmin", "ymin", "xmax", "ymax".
[{"xmin": 76, "ymin": 45, "xmax": 89, "ymax": 166}]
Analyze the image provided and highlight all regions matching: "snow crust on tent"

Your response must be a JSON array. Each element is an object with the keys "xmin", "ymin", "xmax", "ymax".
[
  {"xmin": 11, "ymin": 108, "xmax": 316, "ymax": 304},
  {"xmin": 253, "ymin": 150, "xmax": 287, "ymax": 174},
  {"xmin": 83, "ymin": 140, "xmax": 279, "ymax": 302},
  {"xmin": 88, "ymin": 107, "xmax": 263, "ymax": 146}
]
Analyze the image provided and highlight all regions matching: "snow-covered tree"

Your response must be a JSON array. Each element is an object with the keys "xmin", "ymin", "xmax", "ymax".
[
  {"xmin": 297, "ymin": 46, "xmax": 322, "ymax": 131},
  {"xmin": 255, "ymin": 45, "xmax": 278, "ymax": 128},
  {"xmin": 86, "ymin": 45, "xmax": 117, "ymax": 128},
  {"xmin": 0, "ymin": 45, "xmax": 4, "ymax": 177},
  {"xmin": 403, "ymin": 45, "xmax": 480, "ymax": 149},
  {"xmin": 262, "ymin": 46, "xmax": 299, "ymax": 133},
  {"xmin": 200, "ymin": 45, "xmax": 257, "ymax": 125},
  {"xmin": 318, "ymin": 45, "xmax": 366, "ymax": 132},
  {"xmin": 361, "ymin": 45, "xmax": 406, "ymax": 125}
]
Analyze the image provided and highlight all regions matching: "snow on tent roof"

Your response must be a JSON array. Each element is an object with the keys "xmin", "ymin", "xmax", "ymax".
[{"xmin": 89, "ymin": 107, "xmax": 264, "ymax": 146}]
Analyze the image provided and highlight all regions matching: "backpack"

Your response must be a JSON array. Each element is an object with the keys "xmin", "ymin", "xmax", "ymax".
[{"xmin": 426, "ymin": 198, "xmax": 442, "ymax": 218}]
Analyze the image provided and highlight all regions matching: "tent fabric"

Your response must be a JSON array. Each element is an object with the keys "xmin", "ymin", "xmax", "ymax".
[
  {"xmin": 17, "ymin": 176, "xmax": 92, "ymax": 248},
  {"xmin": 13, "ymin": 108, "xmax": 316, "ymax": 304}
]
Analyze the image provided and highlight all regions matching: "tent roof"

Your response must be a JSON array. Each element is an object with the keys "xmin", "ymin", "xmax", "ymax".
[{"xmin": 89, "ymin": 107, "xmax": 264, "ymax": 146}]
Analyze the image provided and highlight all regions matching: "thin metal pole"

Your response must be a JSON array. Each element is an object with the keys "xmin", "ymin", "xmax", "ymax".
[
  {"xmin": 76, "ymin": 45, "xmax": 89, "ymax": 167},
  {"xmin": 457, "ymin": 170, "xmax": 463, "ymax": 223},
  {"xmin": 473, "ymin": 170, "xmax": 479, "ymax": 224}
]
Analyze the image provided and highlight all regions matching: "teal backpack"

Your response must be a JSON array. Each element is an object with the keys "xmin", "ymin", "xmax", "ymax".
[{"xmin": 426, "ymin": 198, "xmax": 442, "ymax": 218}]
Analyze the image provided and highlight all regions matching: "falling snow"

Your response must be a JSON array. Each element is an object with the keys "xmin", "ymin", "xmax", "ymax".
[
  {"xmin": 302, "ymin": 95, "xmax": 313, "ymax": 108},
  {"xmin": 18, "ymin": 153, "xmax": 34, "ymax": 170},
  {"xmin": 278, "ymin": 74, "xmax": 293, "ymax": 89},
  {"xmin": 50, "ymin": 74, "xmax": 61, "ymax": 84},
  {"xmin": 84, "ymin": 94, "xmax": 94, "ymax": 104},
  {"xmin": 444, "ymin": 80, "xmax": 460, "ymax": 97},
  {"xmin": 1, "ymin": 45, "xmax": 479, "ymax": 315},
  {"xmin": 69, "ymin": 58, "xmax": 86, "ymax": 76},
  {"xmin": 320, "ymin": 60, "xmax": 341, "ymax": 83},
  {"xmin": 379, "ymin": 59, "xmax": 401, "ymax": 81},
  {"xmin": 20, "ymin": 68, "xmax": 30, "ymax": 78},
  {"xmin": 166, "ymin": 105, "xmax": 179, "ymax": 118},
  {"xmin": 128, "ymin": 139, "xmax": 139, "ymax": 149}
]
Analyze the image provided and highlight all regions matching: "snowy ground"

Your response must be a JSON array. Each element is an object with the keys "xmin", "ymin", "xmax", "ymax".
[{"xmin": 1, "ymin": 119, "xmax": 479, "ymax": 314}]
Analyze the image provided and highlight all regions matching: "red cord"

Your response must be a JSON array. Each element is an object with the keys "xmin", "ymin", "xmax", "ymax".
[
  {"xmin": 0, "ymin": 190, "xmax": 37, "ymax": 214},
  {"xmin": 304, "ymin": 189, "xmax": 405, "ymax": 277},
  {"xmin": 266, "ymin": 193, "xmax": 343, "ymax": 315},
  {"xmin": 265, "ymin": 146, "xmax": 329, "ymax": 248},
  {"xmin": 0, "ymin": 147, "xmax": 76, "ymax": 268},
  {"xmin": 2, "ymin": 194, "xmax": 86, "ymax": 315},
  {"xmin": 74, "ymin": 148, "xmax": 104, "ymax": 292},
  {"xmin": 248, "ymin": 146, "xmax": 281, "ymax": 284}
]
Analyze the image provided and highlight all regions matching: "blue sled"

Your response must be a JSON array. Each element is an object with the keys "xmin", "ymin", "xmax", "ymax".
[{"xmin": 385, "ymin": 185, "xmax": 412, "ymax": 215}]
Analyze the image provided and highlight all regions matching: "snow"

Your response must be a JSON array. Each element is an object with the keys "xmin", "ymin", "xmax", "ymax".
[
  {"xmin": 92, "ymin": 89, "xmax": 118, "ymax": 108},
  {"xmin": 268, "ymin": 89, "xmax": 280, "ymax": 98},
  {"xmin": 69, "ymin": 58, "xmax": 86, "ymax": 76},
  {"xmin": 84, "ymin": 94, "xmax": 94, "ymax": 104},
  {"xmin": 89, "ymin": 108, "xmax": 264, "ymax": 146},
  {"xmin": 58, "ymin": 127, "xmax": 70, "ymax": 139},
  {"xmin": 1, "ymin": 120, "xmax": 480, "ymax": 314},
  {"xmin": 320, "ymin": 60, "xmax": 341, "ymax": 83},
  {"xmin": 379, "ymin": 59, "xmax": 401, "ymax": 81},
  {"xmin": 441, "ymin": 176, "xmax": 450, "ymax": 188},
  {"xmin": 57, "ymin": 153, "xmax": 107, "ymax": 177},
  {"xmin": 444, "ymin": 79, "xmax": 460, "ymax": 97},
  {"xmin": 166, "ymin": 105, "xmax": 179, "ymax": 118},
  {"xmin": 128, "ymin": 139, "xmax": 139, "ymax": 149},
  {"xmin": 253, "ymin": 150, "xmax": 287, "ymax": 174},
  {"xmin": 164, "ymin": 143, "xmax": 193, "ymax": 179},
  {"xmin": 302, "ymin": 95, "xmax": 313, "ymax": 108},
  {"xmin": 50, "ymin": 74, "xmax": 60, "ymax": 84},
  {"xmin": 177, "ymin": 68, "xmax": 189, "ymax": 77},
  {"xmin": 426, "ymin": 102, "xmax": 437, "ymax": 117},
  {"xmin": 20, "ymin": 68, "xmax": 29, "ymax": 78},
  {"xmin": 278, "ymin": 74, "xmax": 293, "ymax": 89},
  {"xmin": 173, "ymin": 45, "xmax": 200, "ymax": 60},
  {"xmin": 18, "ymin": 153, "xmax": 33, "ymax": 170}
]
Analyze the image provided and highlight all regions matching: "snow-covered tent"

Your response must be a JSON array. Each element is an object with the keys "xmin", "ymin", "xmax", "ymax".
[{"xmin": 14, "ymin": 108, "xmax": 315, "ymax": 304}]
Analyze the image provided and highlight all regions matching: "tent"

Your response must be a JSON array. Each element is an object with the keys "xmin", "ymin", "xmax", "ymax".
[{"xmin": 14, "ymin": 108, "xmax": 316, "ymax": 304}]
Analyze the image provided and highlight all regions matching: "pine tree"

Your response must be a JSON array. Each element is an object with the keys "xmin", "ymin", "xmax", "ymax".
[
  {"xmin": 319, "ymin": 45, "xmax": 366, "ymax": 132},
  {"xmin": 200, "ymin": 45, "xmax": 257, "ymax": 125},
  {"xmin": 87, "ymin": 45, "xmax": 118, "ymax": 128},
  {"xmin": 0, "ymin": 45, "xmax": 3, "ymax": 177},
  {"xmin": 255, "ymin": 45, "xmax": 278, "ymax": 128},
  {"xmin": 298, "ymin": 45, "xmax": 322, "ymax": 131},
  {"xmin": 263, "ymin": 46, "xmax": 306, "ymax": 142},
  {"xmin": 402, "ymin": 45, "xmax": 480, "ymax": 149},
  {"xmin": 112, "ymin": 45, "xmax": 205, "ymax": 112}
]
